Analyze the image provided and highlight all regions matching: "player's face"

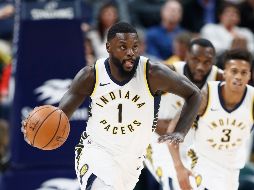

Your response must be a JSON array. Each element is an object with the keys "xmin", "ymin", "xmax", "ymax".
[
  {"xmin": 107, "ymin": 33, "xmax": 139, "ymax": 74},
  {"xmin": 187, "ymin": 45, "xmax": 215, "ymax": 82},
  {"xmin": 224, "ymin": 60, "xmax": 251, "ymax": 92}
]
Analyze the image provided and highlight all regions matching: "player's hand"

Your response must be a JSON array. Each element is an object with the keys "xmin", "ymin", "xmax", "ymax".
[
  {"xmin": 21, "ymin": 118, "xmax": 31, "ymax": 145},
  {"xmin": 175, "ymin": 165, "xmax": 193, "ymax": 190},
  {"xmin": 158, "ymin": 132, "xmax": 184, "ymax": 144}
]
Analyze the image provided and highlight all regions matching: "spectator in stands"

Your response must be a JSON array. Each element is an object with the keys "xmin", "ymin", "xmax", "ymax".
[
  {"xmin": 128, "ymin": 0, "xmax": 164, "ymax": 28},
  {"xmin": 145, "ymin": 0, "xmax": 184, "ymax": 60},
  {"xmin": 239, "ymin": 0, "xmax": 254, "ymax": 33},
  {"xmin": 0, "ymin": 119, "xmax": 9, "ymax": 172},
  {"xmin": 181, "ymin": 0, "xmax": 222, "ymax": 33},
  {"xmin": 0, "ymin": 45, "xmax": 11, "ymax": 119},
  {"xmin": 164, "ymin": 31, "xmax": 192, "ymax": 65},
  {"xmin": 137, "ymin": 28, "xmax": 162, "ymax": 63},
  {"xmin": 86, "ymin": 1, "xmax": 119, "ymax": 59},
  {"xmin": 0, "ymin": 0, "xmax": 15, "ymax": 41},
  {"xmin": 83, "ymin": 37, "xmax": 95, "ymax": 66},
  {"xmin": 201, "ymin": 2, "xmax": 254, "ymax": 56}
]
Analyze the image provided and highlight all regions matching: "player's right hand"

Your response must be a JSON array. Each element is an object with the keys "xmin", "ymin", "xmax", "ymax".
[{"xmin": 175, "ymin": 165, "xmax": 193, "ymax": 190}]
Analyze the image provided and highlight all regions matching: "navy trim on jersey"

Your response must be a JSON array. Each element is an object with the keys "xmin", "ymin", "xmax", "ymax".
[
  {"xmin": 104, "ymin": 57, "xmax": 140, "ymax": 86},
  {"xmin": 145, "ymin": 60, "xmax": 156, "ymax": 97},
  {"xmin": 168, "ymin": 177, "xmax": 174, "ymax": 190},
  {"xmin": 152, "ymin": 95, "xmax": 161, "ymax": 131},
  {"xmin": 218, "ymin": 82, "xmax": 247, "ymax": 113},
  {"xmin": 92, "ymin": 62, "xmax": 96, "ymax": 92},
  {"xmin": 86, "ymin": 174, "xmax": 97, "ymax": 190}
]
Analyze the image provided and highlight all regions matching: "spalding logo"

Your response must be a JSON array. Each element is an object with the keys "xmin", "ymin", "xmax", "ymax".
[
  {"xmin": 34, "ymin": 79, "xmax": 72, "ymax": 104},
  {"xmin": 36, "ymin": 178, "xmax": 80, "ymax": 190}
]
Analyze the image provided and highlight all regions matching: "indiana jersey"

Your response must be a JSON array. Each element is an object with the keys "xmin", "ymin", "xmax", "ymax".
[
  {"xmin": 86, "ymin": 56, "xmax": 159, "ymax": 158},
  {"xmin": 159, "ymin": 61, "xmax": 219, "ymax": 120},
  {"xmin": 194, "ymin": 81, "xmax": 254, "ymax": 169}
]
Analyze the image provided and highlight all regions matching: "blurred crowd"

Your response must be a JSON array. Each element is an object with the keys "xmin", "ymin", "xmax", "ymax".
[{"xmin": 0, "ymin": 0, "xmax": 254, "ymax": 187}]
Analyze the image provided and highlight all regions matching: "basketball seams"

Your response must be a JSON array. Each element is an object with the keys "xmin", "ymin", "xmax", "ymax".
[
  {"xmin": 26, "ymin": 105, "xmax": 52, "ymax": 121},
  {"xmin": 32, "ymin": 108, "xmax": 59, "ymax": 146},
  {"xmin": 42, "ymin": 110, "xmax": 62, "ymax": 149}
]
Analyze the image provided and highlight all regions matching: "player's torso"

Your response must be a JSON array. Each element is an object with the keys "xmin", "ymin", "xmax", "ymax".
[
  {"xmin": 86, "ymin": 56, "xmax": 158, "ymax": 156},
  {"xmin": 195, "ymin": 81, "xmax": 254, "ymax": 168}
]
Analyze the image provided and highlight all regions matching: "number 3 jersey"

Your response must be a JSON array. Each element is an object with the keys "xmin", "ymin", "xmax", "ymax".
[
  {"xmin": 194, "ymin": 81, "xmax": 254, "ymax": 169},
  {"xmin": 86, "ymin": 56, "xmax": 160, "ymax": 158}
]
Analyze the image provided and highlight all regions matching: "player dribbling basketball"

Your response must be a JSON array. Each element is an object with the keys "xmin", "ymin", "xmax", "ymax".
[{"xmin": 22, "ymin": 22, "xmax": 201, "ymax": 190}]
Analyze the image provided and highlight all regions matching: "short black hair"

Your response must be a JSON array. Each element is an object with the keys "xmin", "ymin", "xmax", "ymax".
[
  {"xmin": 189, "ymin": 38, "xmax": 216, "ymax": 54},
  {"xmin": 219, "ymin": 2, "xmax": 239, "ymax": 17},
  {"xmin": 223, "ymin": 49, "xmax": 253, "ymax": 67},
  {"xmin": 107, "ymin": 22, "xmax": 137, "ymax": 41}
]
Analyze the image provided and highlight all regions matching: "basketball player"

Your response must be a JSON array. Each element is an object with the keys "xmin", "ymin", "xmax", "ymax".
[
  {"xmin": 158, "ymin": 38, "xmax": 223, "ymax": 134},
  {"xmin": 160, "ymin": 49, "xmax": 254, "ymax": 190},
  {"xmin": 22, "ymin": 22, "xmax": 201, "ymax": 190},
  {"xmin": 144, "ymin": 38, "xmax": 223, "ymax": 190}
]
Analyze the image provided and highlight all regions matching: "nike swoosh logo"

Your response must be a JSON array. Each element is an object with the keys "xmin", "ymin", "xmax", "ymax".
[
  {"xmin": 99, "ymin": 82, "xmax": 110, "ymax": 86},
  {"xmin": 210, "ymin": 108, "xmax": 218, "ymax": 111}
]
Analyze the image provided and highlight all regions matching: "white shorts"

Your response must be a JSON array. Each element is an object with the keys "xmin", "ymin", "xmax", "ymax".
[
  {"xmin": 190, "ymin": 153, "xmax": 240, "ymax": 190},
  {"xmin": 75, "ymin": 132, "xmax": 143, "ymax": 190},
  {"xmin": 144, "ymin": 133, "xmax": 180, "ymax": 190}
]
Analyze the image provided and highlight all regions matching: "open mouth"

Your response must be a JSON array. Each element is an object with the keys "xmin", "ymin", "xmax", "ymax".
[{"xmin": 123, "ymin": 60, "xmax": 135, "ymax": 69}]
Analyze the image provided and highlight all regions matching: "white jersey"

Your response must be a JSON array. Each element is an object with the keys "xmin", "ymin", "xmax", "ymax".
[
  {"xmin": 86, "ymin": 56, "xmax": 159, "ymax": 158},
  {"xmin": 159, "ymin": 61, "xmax": 219, "ymax": 120},
  {"xmin": 149, "ymin": 62, "xmax": 220, "ymax": 190},
  {"xmin": 194, "ymin": 81, "xmax": 254, "ymax": 169}
]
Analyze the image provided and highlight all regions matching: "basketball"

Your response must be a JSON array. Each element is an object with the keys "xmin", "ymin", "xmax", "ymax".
[{"xmin": 23, "ymin": 105, "xmax": 70, "ymax": 150}]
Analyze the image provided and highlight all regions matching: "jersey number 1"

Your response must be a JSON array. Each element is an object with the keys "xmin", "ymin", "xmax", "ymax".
[{"xmin": 117, "ymin": 104, "xmax": 122, "ymax": 123}]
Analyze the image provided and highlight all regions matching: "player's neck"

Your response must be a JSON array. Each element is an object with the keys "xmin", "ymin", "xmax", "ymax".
[{"xmin": 221, "ymin": 85, "xmax": 246, "ymax": 109}]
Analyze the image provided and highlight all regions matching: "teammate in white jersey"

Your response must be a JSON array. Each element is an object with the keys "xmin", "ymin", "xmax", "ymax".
[
  {"xmin": 21, "ymin": 22, "xmax": 201, "ymax": 190},
  {"xmin": 161, "ymin": 49, "xmax": 254, "ymax": 190},
  {"xmin": 144, "ymin": 38, "xmax": 223, "ymax": 190}
]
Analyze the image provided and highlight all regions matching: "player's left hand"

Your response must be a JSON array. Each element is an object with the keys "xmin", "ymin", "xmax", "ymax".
[
  {"xmin": 175, "ymin": 165, "xmax": 193, "ymax": 190},
  {"xmin": 21, "ymin": 118, "xmax": 31, "ymax": 145},
  {"xmin": 158, "ymin": 132, "xmax": 184, "ymax": 144}
]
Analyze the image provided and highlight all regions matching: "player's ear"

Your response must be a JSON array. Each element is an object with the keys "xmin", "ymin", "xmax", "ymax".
[
  {"xmin": 106, "ymin": 42, "xmax": 110, "ymax": 53},
  {"xmin": 223, "ymin": 65, "xmax": 228, "ymax": 80}
]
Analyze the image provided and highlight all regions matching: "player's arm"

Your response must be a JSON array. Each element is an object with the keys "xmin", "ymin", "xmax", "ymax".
[
  {"xmin": 148, "ymin": 61, "xmax": 202, "ymax": 142},
  {"xmin": 58, "ymin": 65, "xmax": 95, "ymax": 118}
]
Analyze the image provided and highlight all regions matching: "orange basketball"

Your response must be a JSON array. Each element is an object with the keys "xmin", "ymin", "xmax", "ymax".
[{"xmin": 23, "ymin": 105, "xmax": 70, "ymax": 150}]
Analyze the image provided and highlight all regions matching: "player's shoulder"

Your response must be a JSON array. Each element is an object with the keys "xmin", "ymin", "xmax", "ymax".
[
  {"xmin": 80, "ymin": 65, "xmax": 95, "ymax": 79},
  {"xmin": 246, "ymin": 84, "xmax": 254, "ymax": 94},
  {"xmin": 206, "ymin": 81, "xmax": 220, "ymax": 89},
  {"xmin": 213, "ymin": 65, "xmax": 224, "ymax": 81},
  {"xmin": 147, "ymin": 59, "xmax": 168, "ymax": 75},
  {"xmin": 172, "ymin": 61, "xmax": 186, "ymax": 70},
  {"xmin": 207, "ymin": 81, "xmax": 220, "ymax": 85},
  {"xmin": 73, "ymin": 64, "xmax": 96, "ymax": 87}
]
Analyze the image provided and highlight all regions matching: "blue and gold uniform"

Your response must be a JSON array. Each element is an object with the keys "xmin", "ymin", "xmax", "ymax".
[
  {"xmin": 75, "ymin": 56, "xmax": 160, "ymax": 190},
  {"xmin": 191, "ymin": 81, "xmax": 254, "ymax": 190}
]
